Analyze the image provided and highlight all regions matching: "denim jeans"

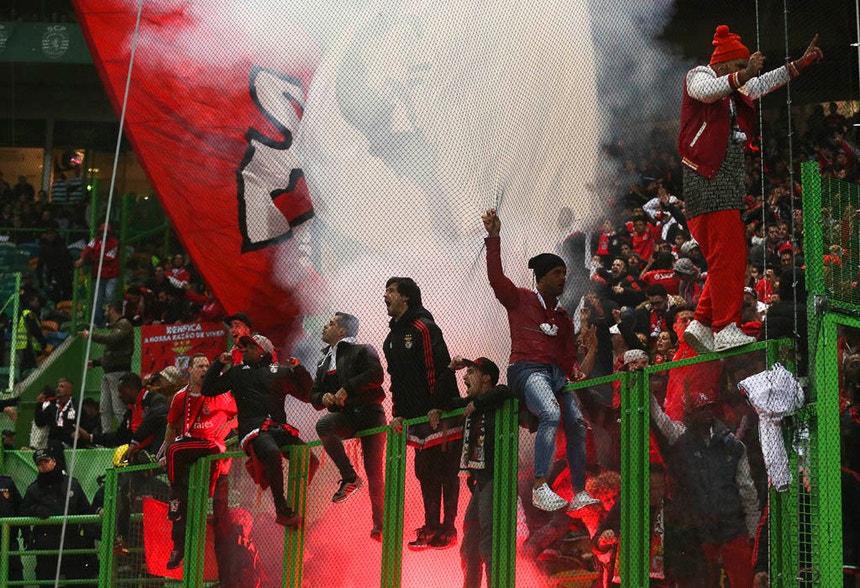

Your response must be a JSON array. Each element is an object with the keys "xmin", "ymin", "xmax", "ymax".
[
  {"xmin": 508, "ymin": 361, "xmax": 588, "ymax": 491},
  {"xmin": 460, "ymin": 479, "xmax": 493, "ymax": 588},
  {"xmin": 94, "ymin": 277, "xmax": 117, "ymax": 327}
]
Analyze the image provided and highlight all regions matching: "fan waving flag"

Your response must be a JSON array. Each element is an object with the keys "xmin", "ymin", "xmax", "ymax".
[{"xmin": 73, "ymin": 0, "xmax": 322, "ymax": 342}]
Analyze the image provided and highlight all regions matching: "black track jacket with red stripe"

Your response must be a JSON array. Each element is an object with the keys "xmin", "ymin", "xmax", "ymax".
[{"xmin": 383, "ymin": 306, "xmax": 458, "ymax": 419}]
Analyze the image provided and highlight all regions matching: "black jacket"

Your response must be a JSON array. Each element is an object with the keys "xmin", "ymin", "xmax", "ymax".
[
  {"xmin": 383, "ymin": 306, "xmax": 459, "ymax": 419},
  {"xmin": 310, "ymin": 340, "xmax": 385, "ymax": 411},
  {"xmin": 34, "ymin": 398, "xmax": 78, "ymax": 446},
  {"xmin": 21, "ymin": 472, "xmax": 92, "ymax": 548},
  {"xmin": 90, "ymin": 317, "xmax": 134, "ymax": 373},
  {"xmin": 202, "ymin": 358, "xmax": 312, "ymax": 437},
  {"xmin": 0, "ymin": 474, "xmax": 22, "ymax": 571},
  {"xmin": 661, "ymin": 420, "xmax": 751, "ymax": 544},
  {"xmin": 92, "ymin": 389, "xmax": 168, "ymax": 451}
]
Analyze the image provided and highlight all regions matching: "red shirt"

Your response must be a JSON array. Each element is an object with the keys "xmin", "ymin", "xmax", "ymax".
[
  {"xmin": 168, "ymin": 387, "xmax": 238, "ymax": 452},
  {"xmin": 640, "ymin": 269, "xmax": 680, "ymax": 295},
  {"xmin": 755, "ymin": 279, "xmax": 774, "ymax": 304},
  {"xmin": 80, "ymin": 235, "xmax": 120, "ymax": 278},
  {"xmin": 632, "ymin": 229, "xmax": 655, "ymax": 262}
]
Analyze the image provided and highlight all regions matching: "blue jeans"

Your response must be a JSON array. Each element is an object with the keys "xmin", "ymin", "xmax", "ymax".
[
  {"xmin": 461, "ymin": 479, "xmax": 493, "ymax": 588},
  {"xmin": 94, "ymin": 277, "xmax": 117, "ymax": 327},
  {"xmin": 508, "ymin": 362, "xmax": 588, "ymax": 491}
]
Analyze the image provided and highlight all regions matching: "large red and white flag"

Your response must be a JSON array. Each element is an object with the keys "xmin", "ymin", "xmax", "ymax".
[{"xmin": 73, "ymin": 0, "xmax": 322, "ymax": 342}]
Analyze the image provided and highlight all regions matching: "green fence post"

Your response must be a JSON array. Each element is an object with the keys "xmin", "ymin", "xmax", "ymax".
[
  {"xmin": 816, "ymin": 313, "xmax": 844, "ymax": 587},
  {"xmin": 766, "ymin": 338, "xmax": 800, "ymax": 588},
  {"xmin": 490, "ymin": 397, "xmax": 518, "ymax": 588},
  {"xmin": 802, "ymin": 160, "xmax": 823, "ymax": 389},
  {"xmin": 7, "ymin": 272, "xmax": 20, "ymax": 392},
  {"xmin": 0, "ymin": 521, "xmax": 9, "ymax": 586},
  {"xmin": 284, "ymin": 444, "xmax": 310, "ymax": 588},
  {"xmin": 183, "ymin": 456, "xmax": 210, "ymax": 588},
  {"xmin": 620, "ymin": 370, "xmax": 648, "ymax": 588},
  {"xmin": 380, "ymin": 427, "xmax": 406, "ymax": 588},
  {"xmin": 99, "ymin": 467, "xmax": 119, "ymax": 587}
]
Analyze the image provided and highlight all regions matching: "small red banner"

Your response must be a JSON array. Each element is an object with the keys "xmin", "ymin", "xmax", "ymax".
[{"xmin": 140, "ymin": 321, "xmax": 228, "ymax": 375}]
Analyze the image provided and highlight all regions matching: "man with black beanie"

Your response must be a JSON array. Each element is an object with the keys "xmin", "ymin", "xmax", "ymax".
[{"xmin": 483, "ymin": 208, "xmax": 600, "ymax": 513}]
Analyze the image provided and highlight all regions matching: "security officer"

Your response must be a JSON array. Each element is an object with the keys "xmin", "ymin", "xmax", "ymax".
[
  {"xmin": 0, "ymin": 473, "xmax": 23, "ymax": 582},
  {"xmin": 21, "ymin": 447, "xmax": 98, "ymax": 586}
]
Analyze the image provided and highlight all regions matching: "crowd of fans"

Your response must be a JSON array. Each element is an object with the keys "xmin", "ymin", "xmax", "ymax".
[
  {"xmin": 0, "ymin": 2, "xmax": 76, "ymax": 23},
  {"xmin": 0, "ymin": 171, "xmax": 226, "ymax": 379},
  {"xmin": 0, "ymin": 97, "xmax": 855, "ymax": 586}
]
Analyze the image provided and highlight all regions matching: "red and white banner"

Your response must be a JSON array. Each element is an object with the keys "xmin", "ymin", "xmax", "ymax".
[
  {"xmin": 140, "ymin": 321, "xmax": 227, "ymax": 375},
  {"xmin": 73, "ymin": 0, "xmax": 322, "ymax": 344}
]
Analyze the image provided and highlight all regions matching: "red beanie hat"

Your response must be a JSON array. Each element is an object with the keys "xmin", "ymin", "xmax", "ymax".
[{"xmin": 709, "ymin": 25, "xmax": 750, "ymax": 65}]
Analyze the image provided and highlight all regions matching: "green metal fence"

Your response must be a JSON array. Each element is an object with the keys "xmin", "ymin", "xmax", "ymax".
[
  {"xmin": 0, "ymin": 273, "xmax": 21, "ymax": 393},
  {"xmin": 803, "ymin": 159, "xmax": 852, "ymax": 588}
]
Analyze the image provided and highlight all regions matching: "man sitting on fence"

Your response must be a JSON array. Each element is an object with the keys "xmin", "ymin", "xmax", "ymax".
[
  {"xmin": 311, "ymin": 312, "xmax": 386, "ymax": 541},
  {"xmin": 202, "ymin": 334, "xmax": 318, "ymax": 527},
  {"xmin": 159, "ymin": 352, "xmax": 238, "ymax": 570}
]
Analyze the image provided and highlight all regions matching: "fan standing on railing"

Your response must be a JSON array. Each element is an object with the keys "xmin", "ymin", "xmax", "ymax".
[{"xmin": 678, "ymin": 25, "xmax": 822, "ymax": 354}]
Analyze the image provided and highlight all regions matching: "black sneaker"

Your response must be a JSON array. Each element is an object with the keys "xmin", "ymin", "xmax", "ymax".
[
  {"xmin": 407, "ymin": 527, "xmax": 433, "ymax": 551},
  {"xmin": 167, "ymin": 498, "xmax": 181, "ymax": 522},
  {"xmin": 429, "ymin": 529, "xmax": 457, "ymax": 550},
  {"xmin": 332, "ymin": 476, "xmax": 364, "ymax": 503},
  {"xmin": 166, "ymin": 548, "xmax": 184, "ymax": 570},
  {"xmin": 275, "ymin": 506, "xmax": 302, "ymax": 527},
  {"xmin": 370, "ymin": 527, "xmax": 382, "ymax": 543}
]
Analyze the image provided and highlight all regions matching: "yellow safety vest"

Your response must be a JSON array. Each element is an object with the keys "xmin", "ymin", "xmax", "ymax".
[{"xmin": 15, "ymin": 309, "xmax": 42, "ymax": 353}]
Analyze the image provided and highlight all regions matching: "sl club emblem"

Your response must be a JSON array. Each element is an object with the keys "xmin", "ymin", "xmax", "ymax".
[
  {"xmin": 404, "ymin": 334, "xmax": 413, "ymax": 349},
  {"xmin": 2, "ymin": 490, "xmax": 8, "ymax": 500}
]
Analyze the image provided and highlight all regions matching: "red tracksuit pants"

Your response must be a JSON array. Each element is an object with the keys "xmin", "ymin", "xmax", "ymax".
[{"xmin": 687, "ymin": 210, "xmax": 747, "ymax": 331}]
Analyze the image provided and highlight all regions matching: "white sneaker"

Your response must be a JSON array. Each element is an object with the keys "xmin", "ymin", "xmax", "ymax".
[
  {"xmin": 568, "ymin": 490, "xmax": 601, "ymax": 512},
  {"xmin": 684, "ymin": 320, "xmax": 715, "ymax": 354},
  {"xmin": 713, "ymin": 323, "xmax": 757, "ymax": 352},
  {"xmin": 532, "ymin": 483, "xmax": 568, "ymax": 511}
]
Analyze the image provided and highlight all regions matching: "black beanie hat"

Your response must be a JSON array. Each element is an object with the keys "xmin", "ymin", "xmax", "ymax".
[{"xmin": 528, "ymin": 253, "xmax": 566, "ymax": 281}]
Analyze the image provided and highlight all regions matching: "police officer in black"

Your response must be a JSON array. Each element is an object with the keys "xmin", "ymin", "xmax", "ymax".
[
  {"xmin": 21, "ymin": 447, "xmax": 98, "ymax": 586},
  {"xmin": 0, "ymin": 473, "xmax": 23, "ymax": 582}
]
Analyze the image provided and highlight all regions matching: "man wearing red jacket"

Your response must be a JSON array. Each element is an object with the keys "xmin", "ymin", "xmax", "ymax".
[
  {"xmin": 483, "ymin": 208, "xmax": 599, "ymax": 513},
  {"xmin": 678, "ymin": 25, "xmax": 822, "ymax": 353},
  {"xmin": 75, "ymin": 222, "xmax": 120, "ymax": 327}
]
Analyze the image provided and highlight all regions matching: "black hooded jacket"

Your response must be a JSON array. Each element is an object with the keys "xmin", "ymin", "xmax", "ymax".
[{"xmin": 383, "ymin": 305, "xmax": 459, "ymax": 419}]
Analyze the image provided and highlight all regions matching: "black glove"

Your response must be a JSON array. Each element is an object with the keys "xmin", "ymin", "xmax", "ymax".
[{"xmin": 34, "ymin": 506, "xmax": 52, "ymax": 519}]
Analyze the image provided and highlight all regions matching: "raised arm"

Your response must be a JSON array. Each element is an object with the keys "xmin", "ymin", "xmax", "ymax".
[
  {"xmin": 201, "ymin": 353, "xmax": 234, "ymax": 397},
  {"xmin": 483, "ymin": 209, "xmax": 519, "ymax": 308}
]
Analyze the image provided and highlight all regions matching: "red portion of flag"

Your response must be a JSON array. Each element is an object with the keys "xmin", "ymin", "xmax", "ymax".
[
  {"xmin": 142, "ymin": 497, "xmax": 219, "ymax": 580},
  {"xmin": 72, "ymin": 0, "xmax": 321, "ymax": 343}
]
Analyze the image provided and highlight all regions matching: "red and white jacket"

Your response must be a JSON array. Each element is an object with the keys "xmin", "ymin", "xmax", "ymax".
[{"xmin": 679, "ymin": 64, "xmax": 790, "ymax": 179}]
